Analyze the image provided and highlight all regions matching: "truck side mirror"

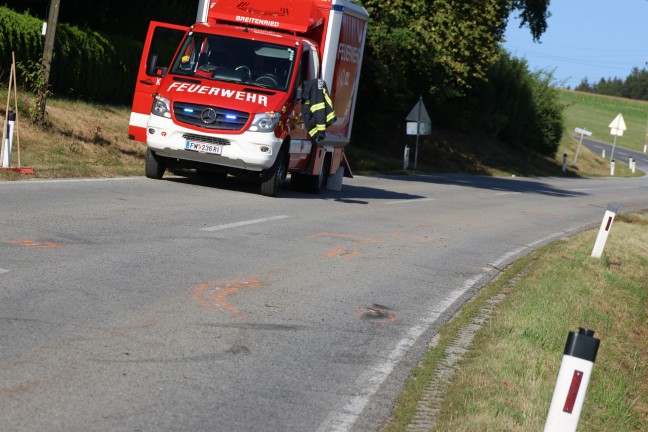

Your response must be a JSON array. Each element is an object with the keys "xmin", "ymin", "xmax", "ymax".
[{"xmin": 146, "ymin": 54, "xmax": 167, "ymax": 77}]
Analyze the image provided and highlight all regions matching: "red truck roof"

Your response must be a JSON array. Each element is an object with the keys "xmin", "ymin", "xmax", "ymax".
[{"xmin": 208, "ymin": 0, "xmax": 325, "ymax": 34}]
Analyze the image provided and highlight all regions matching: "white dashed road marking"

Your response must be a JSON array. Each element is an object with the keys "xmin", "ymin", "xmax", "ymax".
[{"xmin": 202, "ymin": 215, "xmax": 291, "ymax": 232}]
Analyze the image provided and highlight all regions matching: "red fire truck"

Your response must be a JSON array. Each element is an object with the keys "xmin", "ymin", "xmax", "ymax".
[{"xmin": 128, "ymin": 0, "xmax": 368, "ymax": 196}]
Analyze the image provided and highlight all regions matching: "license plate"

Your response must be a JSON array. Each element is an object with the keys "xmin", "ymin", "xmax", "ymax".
[{"xmin": 185, "ymin": 141, "xmax": 222, "ymax": 155}]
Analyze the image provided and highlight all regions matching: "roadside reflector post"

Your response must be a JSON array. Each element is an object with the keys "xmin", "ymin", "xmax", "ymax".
[
  {"xmin": 544, "ymin": 328, "xmax": 600, "ymax": 432},
  {"xmin": 562, "ymin": 153, "xmax": 568, "ymax": 172},
  {"xmin": 610, "ymin": 160, "xmax": 615, "ymax": 176},
  {"xmin": 591, "ymin": 202, "xmax": 619, "ymax": 258},
  {"xmin": 630, "ymin": 157, "xmax": 636, "ymax": 174},
  {"xmin": 403, "ymin": 145, "xmax": 410, "ymax": 170},
  {"xmin": 1, "ymin": 111, "xmax": 15, "ymax": 168},
  {"xmin": 644, "ymin": 144, "xmax": 647, "ymax": 153}
]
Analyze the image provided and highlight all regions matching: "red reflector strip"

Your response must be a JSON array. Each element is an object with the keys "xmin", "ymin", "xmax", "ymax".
[
  {"xmin": 605, "ymin": 216, "xmax": 613, "ymax": 231},
  {"xmin": 563, "ymin": 370, "xmax": 584, "ymax": 413}
]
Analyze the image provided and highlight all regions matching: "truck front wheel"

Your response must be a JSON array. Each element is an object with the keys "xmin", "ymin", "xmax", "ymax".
[
  {"xmin": 260, "ymin": 150, "xmax": 286, "ymax": 197},
  {"xmin": 145, "ymin": 149, "xmax": 166, "ymax": 179}
]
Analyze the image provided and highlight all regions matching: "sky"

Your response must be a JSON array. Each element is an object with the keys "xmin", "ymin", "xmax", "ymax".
[{"xmin": 503, "ymin": 0, "xmax": 648, "ymax": 89}]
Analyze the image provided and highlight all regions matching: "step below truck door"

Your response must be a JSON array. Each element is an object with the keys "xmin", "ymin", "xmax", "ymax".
[{"xmin": 129, "ymin": 21, "xmax": 188, "ymax": 142}]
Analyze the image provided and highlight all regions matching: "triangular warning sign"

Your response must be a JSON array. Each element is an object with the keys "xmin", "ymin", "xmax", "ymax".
[
  {"xmin": 609, "ymin": 113, "xmax": 626, "ymax": 136},
  {"xmin": 406, "ymin": 99, "xmax": 431, "ymax": 123}
]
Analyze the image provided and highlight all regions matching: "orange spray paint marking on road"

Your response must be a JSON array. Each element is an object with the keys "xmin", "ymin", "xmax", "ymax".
[
  {"xmin": 8, "ymin": 240, "xmax": 65, "ymax": 249},
  {"xmin": 192, "ymin": 279, "xmax": 263, "ymax": 318},
  {"xmin": 309, "ymin": 233, "xmax": 383, "ymax": 259},
  {"xmin": 308, "ymin": 233, "xmax": 384, "ymax": 245}
]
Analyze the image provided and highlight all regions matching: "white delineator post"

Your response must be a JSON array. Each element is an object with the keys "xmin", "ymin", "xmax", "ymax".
[
  {"xmin": 591, "ymin": 203, "xmax": 619, "ymax": 258},
  {"xmin": 1, "ymin": 111, "xmax": 15, "ymax": 168},
  {"xmin": 403, "ymin": 145, "xmax": 410, "ymax": 170},
  {"xmin": 545, "ymin": 328, "xmax": 600, "ymax": 432}
]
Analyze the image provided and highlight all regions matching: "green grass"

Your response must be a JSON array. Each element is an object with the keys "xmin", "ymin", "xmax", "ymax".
[
  {"xmin": 383, "ymin": 213, "xmax": 648, "ymax": 431},
  {"xmin": 559, "ymin": 90, "xmax": 648, "ymax": 152},
  {"xmin": 0, "ymin": 90, "xmax": 145, "ymax": 179}
]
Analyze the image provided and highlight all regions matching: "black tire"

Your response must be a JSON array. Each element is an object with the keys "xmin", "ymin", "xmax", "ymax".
[
  {"xmin": 290, "ymin": 172, "xmax": 306, "ymax": 191},
  {"xmin": 145, "ymin": 148, "xmax": 165, "ymax": 179},
  {"xmin": 305, "ymin": 153, "xmax": 331, "ymax": 194},
  {"xmin": 260, "ymin": 151, "xmax": 286, "ymax": 197}
]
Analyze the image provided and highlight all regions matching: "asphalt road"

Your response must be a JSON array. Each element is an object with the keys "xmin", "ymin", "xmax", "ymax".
[
  {"xmin": 579, "ymin": 138, "xmax": 648, "ymax": 168},
  {"xmin": 2, "ymin": 172, "xmax": 648, "ymax": 432}
]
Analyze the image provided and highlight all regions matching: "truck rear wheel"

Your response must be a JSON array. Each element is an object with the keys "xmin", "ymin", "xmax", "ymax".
[
  {"xmin": 260, "ymin": 151, "xmax": 286, "ymax": 197},
  {"xmin": 145, "ymin": 148, "xmax": 166, "ymax": 179}
]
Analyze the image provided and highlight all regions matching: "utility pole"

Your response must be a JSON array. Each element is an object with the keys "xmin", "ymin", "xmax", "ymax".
[{"xmin": 36, "ymin": 0, "xmax": 61, "ymax": 123}]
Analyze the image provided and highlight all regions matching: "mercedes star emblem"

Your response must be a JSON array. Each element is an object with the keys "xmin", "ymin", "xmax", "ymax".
[{"xmin": 201, "ymin": 108, "xmax": 218, "ymax": 124}]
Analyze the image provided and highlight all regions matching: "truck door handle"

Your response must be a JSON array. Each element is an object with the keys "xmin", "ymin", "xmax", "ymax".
[{"xmin": 140, "ymin": 79, "xmax": 155, "ymax": 85}]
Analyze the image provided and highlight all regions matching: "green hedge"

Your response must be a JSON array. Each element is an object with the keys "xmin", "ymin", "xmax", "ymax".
[{"xmin": 0, "ymin": 6, "xmax": 143, "ymax": 104}]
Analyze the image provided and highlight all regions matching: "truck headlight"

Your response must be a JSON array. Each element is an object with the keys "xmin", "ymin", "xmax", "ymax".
[
  {"xmin": 152, "ymin": 94, "xmax": 171, "ymax": 118},
  {"xmin": 248, "ymin": 112, "xmax": 279, "ymax": 132}
]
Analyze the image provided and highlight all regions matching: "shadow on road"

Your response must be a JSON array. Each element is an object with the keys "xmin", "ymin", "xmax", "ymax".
[
  {"xmin": 374, "ymin": 173, "xmax": 590, "ymax": 198},
  {"xmin": 165, "ymin": 171, "xmax": 590, "ymax": 202}
]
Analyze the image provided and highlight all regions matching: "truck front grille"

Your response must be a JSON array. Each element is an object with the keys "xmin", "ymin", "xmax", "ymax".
[
  {"xmin": 173, "ymin": 102, "xmax": 249, "ymax": 131},
  {"xmin": 182, "ymin": 133, "xmax": 231, "ymax": 146}
]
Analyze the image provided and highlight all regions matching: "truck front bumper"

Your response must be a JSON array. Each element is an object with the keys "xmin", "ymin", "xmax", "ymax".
[{"xmin": 146, "ymin": 116, "xmax": 282, "ymax": 171}]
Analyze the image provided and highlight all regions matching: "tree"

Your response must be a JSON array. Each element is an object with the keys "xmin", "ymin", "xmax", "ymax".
[
  {"xmin": 353, "ymin": 0, "xmax": 550, "ymax": 149},
  {"xmin": 2, "ymin": 0, "xmax": 197, "ymax": 39},
  {"xmin": 360, "ymin": 0, "xmax": 549, "ymax": 97},
  {"xmin": 575, "ymin": 78, "xmax": 592, "ymax": 92}
]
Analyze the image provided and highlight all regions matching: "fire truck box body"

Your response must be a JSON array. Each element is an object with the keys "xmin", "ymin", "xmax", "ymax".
[{"xmin": 128, "ymin": 0, "xmax": 369, "ymax": 196}]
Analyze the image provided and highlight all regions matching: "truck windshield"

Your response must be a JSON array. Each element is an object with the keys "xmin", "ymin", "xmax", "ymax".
[{"xmin": 171, "ymin": 32, "xmax": 296, "ymax": 92}]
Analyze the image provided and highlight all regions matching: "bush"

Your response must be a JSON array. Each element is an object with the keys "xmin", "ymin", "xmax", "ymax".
[
  {"xmin": 0, "ymin": 6, "xmax": 142, "ymax": 104},
  {"xmin": 464, "ymin": 53, "xmax": 564, "ymax": 156}
]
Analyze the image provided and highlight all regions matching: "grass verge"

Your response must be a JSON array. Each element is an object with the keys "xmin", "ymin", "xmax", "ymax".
[
  {"xmin": 384, "ymin": 212, "xmax": 648, "ymax": 431},
  {"xmin": 0, "ymin": 91, "xmax": 144, "ymax": 179}
]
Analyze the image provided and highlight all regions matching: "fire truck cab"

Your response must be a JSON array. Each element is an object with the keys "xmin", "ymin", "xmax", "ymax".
[{"xmin": 128, "ymin": 0, "xmax": 368, "ymax": 196}]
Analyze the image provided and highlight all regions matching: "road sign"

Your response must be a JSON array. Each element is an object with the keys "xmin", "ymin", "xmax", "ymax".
[
  {"xmin": 573, "ymin": 127, "xmax": 592, "ymax": 166},
  {"xmin": 406, "ymin": 122, "xmax": 432, "ymax": 135},
  {"xmin": 406, "ymin": 99, "xmax": 431, "ymax": 123},
  {"xmin": 608, "ymin": 113, "xmax": 626, "ymax": 137},
  {"xmin": 405, "ymin": 96, "xmax": 431, "ymax": 170},
  {"xmin": 608, "ymin": 114, "xmax": 626, "ymax": 163}
]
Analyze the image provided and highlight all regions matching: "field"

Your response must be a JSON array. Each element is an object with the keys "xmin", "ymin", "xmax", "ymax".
[{"xmin": 559, "ymin": 90, "xmax": 648, "ymax": 153}]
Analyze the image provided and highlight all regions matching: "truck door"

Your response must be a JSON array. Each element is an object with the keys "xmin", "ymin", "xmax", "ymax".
[
  {"xmin": 291, "ymin": 43, "xmax": 319, "ymax": 141},
  {"xmin": 128, "ymin": 21, "xmax": 187, "ymax": 142}
]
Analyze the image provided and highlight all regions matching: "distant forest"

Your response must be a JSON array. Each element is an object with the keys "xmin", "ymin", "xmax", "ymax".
[{"xmin": 575, "ymin": 67, "xmax": 648, "ymax": 101}]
